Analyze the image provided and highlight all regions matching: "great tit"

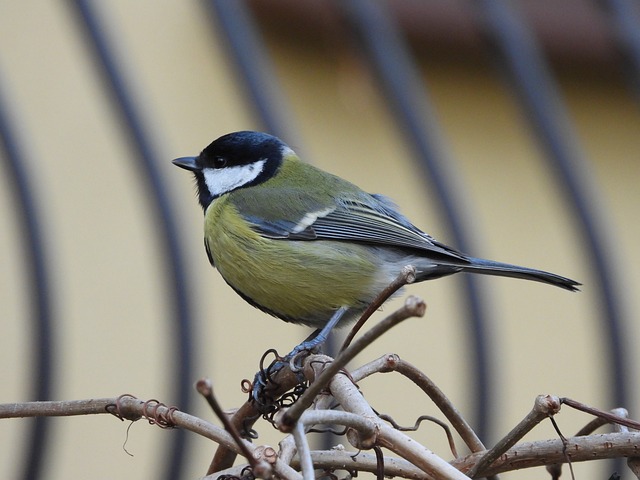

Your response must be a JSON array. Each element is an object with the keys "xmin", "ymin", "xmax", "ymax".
[{"xmin": 173, "ymin": 131, "xmax": 579, "ymax": 329}]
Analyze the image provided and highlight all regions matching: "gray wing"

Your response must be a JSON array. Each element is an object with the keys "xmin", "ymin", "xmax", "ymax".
[{"xmin": 244, "ymin": 192, "xmax": 468, "ymax": 261}]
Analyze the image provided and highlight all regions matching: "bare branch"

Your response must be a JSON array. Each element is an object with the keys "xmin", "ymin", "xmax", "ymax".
[
  {"xmin": 467, "ymin": 394, "xmax": 561, "ymax": 477},
  {"xmin": 210, "ymin": 450, "xmax": 432, "ymax": 480},
  {"xmin": 610, "ymin": 408, "xmax": 640, "ymax": 479},
  {"xmin": 196, "ymin": 378, "xmax": 271, "ymax": 478},
  {"xmin": 453, "ymin": 432, "xmax": 640, "ymax": 477},
  {"xmin": 207, "ymin": 366, "xmax": 302, "ymax": 474},
  {"xmin": 352, "ymin": 353, "xmax": 486, "ymax": 462},
  {"xmin": 327, "ymin": 363, "xmax": 469, "ymax": 480},
  {"xmin": 4, "ymin": 294, "xmax": 640, "ymax": 480},
  {"xmin": 292, "ymin": 421, "xmax": 314, "ymax": 480},
  {"xmin": 0, "ymin": 396, "xmax": 301, "ymax": 480},
  {"xmin": 341, "ymin": 265, "xmax": 417, "ymax": 352},
  {"xmin": 561, "ymin": 397, "xmax": 640, "ymax": 431},
  {"xmin": 395, "ymin": 357, "xmax": 486, "ymax": 456},
  {"xmin": 0, "ymin": 398, "xmax": 125, "ymax": 419},
  {"xmin": 297, "ymin": 410, "xmax": 377, "ymax": 439}
]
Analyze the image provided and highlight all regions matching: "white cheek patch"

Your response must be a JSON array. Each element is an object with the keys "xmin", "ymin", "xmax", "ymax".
[{"xmin": 203, "ymin": 159, "xmax": 266, "ymax": 197}]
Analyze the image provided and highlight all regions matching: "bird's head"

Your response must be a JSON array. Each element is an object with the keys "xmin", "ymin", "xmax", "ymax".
[{"xmin": 172, "ymin": 131, "xmax": 292, "ymax": 210}]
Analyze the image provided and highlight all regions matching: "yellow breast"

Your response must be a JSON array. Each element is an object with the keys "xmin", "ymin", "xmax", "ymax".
[{"xmin": 204, "ymin": 197, "xmax": 381, "ymax": 327}]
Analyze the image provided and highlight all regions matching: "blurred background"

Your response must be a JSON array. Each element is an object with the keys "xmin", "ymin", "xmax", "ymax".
[{"xmin": 1, "ymin": 1, "xmax": 639, "ymax": 479}]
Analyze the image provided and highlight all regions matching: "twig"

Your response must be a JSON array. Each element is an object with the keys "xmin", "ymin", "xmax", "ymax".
[
  {"xmin": 293, "ymin": 421, "xmax": 314, "ymax": 480},
  {"xmin": 609, "ymin": 408, "xmax": 640, "ymax": 479},
  {"xmin": 327, "ymin": 368, "xmax": 469, "ymax": 480},
  {"xmin": 298, "ymin": 410, "xmax": 377, "ymax": 439},
  {"xmin": 561, "ymin": 397, "xmax": 640, "ymax": 431},
  {"xmin": 211, "ymin": 431, "xmax": 640, "ymax": 480},
  {"xmin": 548, "ymin": 416, "xmax": 575, "ymax": 480},
  {"xmin": 211, "ymin": 449, "xmax": 431, "ymax": 480},
  {"xmin": 467, "ymin": 394, "xmax": 561, "ymax": 477},
  {"xmin": 352, "ymin": 354, "xmax": 485, "ymax": 457},
  {"xmin": 378, "ymin": 413, "xmax": 459, "ymax": 458},
  {"xmin": 574, "ymin": 415, "xmax": 612, "ymax": 436},
  {"xmin": 453, "ymin": 432, "xmax": 640, "ymax": 477},
  {"xmin": 278, "ymin": 434, "xmax": 298, "ymax": 466},
  {"xmin": 207, "ymin": 366, "xmax": 302, "ymax": 474},
  {"xmin": 0, "ymin": 398, "xmax": 127, "ymax": 419},
  {"xmin": 278, "ymin": 296, "xmax": 426, "ymax": 432},
  {"xmin": 547, "ymin": 406, "xmax": 631, "ymax": 478},
  {"xmin": 395, "ymin": 357, "xmax": 486, "ymax": 456},
  {"xmin": 351, "ymin": 353, "xmax": 399, "ymax": 382},
  {"xmin": 196, "ymin": 378, "xmax": 271, "ymax": 478},
  {"xmin": 340, "ymin": 265, "xmax": 416, "ymax": 352},
  {"xmin": 0, "ymin": 397, "xmax": 301, "ymax": 480}
]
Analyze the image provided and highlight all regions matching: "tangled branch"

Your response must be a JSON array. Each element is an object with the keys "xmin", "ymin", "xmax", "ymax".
[{"xmin": 1, "ymin": 295, "xmax": 639, "ymax": 479}]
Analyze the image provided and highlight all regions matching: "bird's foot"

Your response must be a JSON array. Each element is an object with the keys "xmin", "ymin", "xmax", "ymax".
[
  {"xmin": 250, "ymin": 307, "xmax": 349, "ymax": 414},
  {"xmin": 250, "ymin": 348, "xmax": 313, "ymax": 414}
]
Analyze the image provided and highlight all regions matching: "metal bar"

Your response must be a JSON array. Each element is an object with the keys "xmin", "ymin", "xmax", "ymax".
[
  {"xmin": 600, "ymin": 0, "xmax": 640, "ymax": 105},
  {"xmin": 0, "ymin": 75, "xmax": 56, "ymax": 480},
  {"xmin": 339, "ymin": 0, "xmax": 495, "ymax": 441},
  {"xmin": 67, "ymin": 2, "xmax": 197, "ymax": 479},
  {"xmin": 204, "ymin": 0, "xmax": 298, "ymax": 142},
  {"xmin": 479, "ymin": 0, "xmax": 631, "ymax": 465}
]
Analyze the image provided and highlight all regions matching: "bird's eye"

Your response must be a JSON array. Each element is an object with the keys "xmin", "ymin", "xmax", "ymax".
[{"xmin": 213, "ymin": 157, "xmax": 227, "ymax": 168}]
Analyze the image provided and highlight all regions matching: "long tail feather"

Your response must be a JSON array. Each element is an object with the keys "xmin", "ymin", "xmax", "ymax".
[{"xmin": 462, "ymin": 257, "xmax": 581, "ymax": 291}]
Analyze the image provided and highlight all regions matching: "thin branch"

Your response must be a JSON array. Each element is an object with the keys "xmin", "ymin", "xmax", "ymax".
[
  {"xmin": 340, "ymin": 265, "xmax": 416, "ymax": 352},
  {"xmin": 207, "ymin": 366, "xmax": 302, "ymax": 474},
  {"xmin": 378, "ymin": 413, "xmax": 459, "ymax": 458},
  {"xmin": 4, "ymin": 389, "xmax": 640, "ymax": 479},
  {"xmin": 0, "ymin": 398, "xmax": 124, "ymax": 419},
  {"xmin": 395, "ymin": 358, "xmax": 486, "ymax": 456},
  {"xmin": 352, "ymin": 354, "xmax": 486, "ymax": 459},
  {"xmin": 196, "ymin": 378, "xmax": 270, "ymax": 477},
  {"xmin": 548, "ymin": 406, "xmax": 631, "ymax": 478},
  {"xmin": 209, "ymin": 431, "xmax": 640, "ymax": 480},
  {"xmin": 209, "ymin": 450, "xmax": 432, "ymax": 480},
  {"xmin": 293, "ymin": 421, "xmax": 314, "ymax": 480},
  {"xmin": 453, "ymin": 432, "xmax": 640, "ymax": 477},
  {"xmin": 327, "ymin": 364, "xmax": 470, "ymax": 480},
  {"xmin": 467, "ymin": 394, "xmax": 561, "ymax": 477},
  {"xmin": 610, "ymin": 408, "xmax": 640, "ymax": 479},
  {"xmin": 351, "ymin": 353, "xmax": 400, "ymax": 382},
  {"xmin": 298, "ymin": 410, "xmax": 377, "ymax": 438},
  {"xmin": 561, "ymin": 397, "xmax": 640, "ymax": 431},
  {"xmin": 0, "ymin": 397, "xmax": 301, "ymax": 480},
  {"xmin": 278, "ymin": 295, "xmax": 426, "ymax": 432},
  {"xmin": 278, "ymin": 434, "xmax": 298, "ymax": 466}
]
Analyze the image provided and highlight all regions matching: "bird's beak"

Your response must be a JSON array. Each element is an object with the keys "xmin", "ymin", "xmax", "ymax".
[{"xmin": 172, "ymin": 156, "xmax": 200, "ymax": 172}]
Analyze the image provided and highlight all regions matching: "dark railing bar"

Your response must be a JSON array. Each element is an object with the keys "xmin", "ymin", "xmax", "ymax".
[
  {"xmin": 204, "ymin": 0, "xmax": 299, "ymax": 144},
  {"xmin": 0, "ymin": 75, "xmax": 56, "ymax": 480},
  {"xmin": 67, "ymin": 2, "xmax": 197, "ymax": 479},
  {"xmin": 600, "ymin": 0, "xmax": 640, "ymax": 105},
  {"xmin": 479, "ymin": 0, "xmax": 631, "ymax": 457},
  {"xmin": 339, "ymin": 0, "xmax": 495, "ymax": 441}
]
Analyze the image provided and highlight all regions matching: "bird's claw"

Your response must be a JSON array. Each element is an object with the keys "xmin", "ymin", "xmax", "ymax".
[{"xmin": 250, "ymin": 344, "xmax": 319, "ymax": 412}]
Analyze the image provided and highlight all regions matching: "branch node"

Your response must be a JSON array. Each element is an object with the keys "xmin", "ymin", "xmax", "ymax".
[
  {"xmin": 534, "ymin": 394, "xmax": 562, "ymax": 416},
  {"xmin": 105, "ymin": 394, "xmax": 143, "ymax": 422},
  {"xmin": 347, "ymin": 423, "xmax": 380, "ymax": 450}
]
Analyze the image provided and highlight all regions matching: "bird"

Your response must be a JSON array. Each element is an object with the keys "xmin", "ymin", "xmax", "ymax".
[{"xmin": 172, "ymin": 131, "xmax": 580, "ymax": 332}]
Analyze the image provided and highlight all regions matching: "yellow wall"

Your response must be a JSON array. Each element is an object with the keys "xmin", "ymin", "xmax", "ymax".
[{"xmin": 1, "ymin": 2, "xmax": 638, "ymax": 479}]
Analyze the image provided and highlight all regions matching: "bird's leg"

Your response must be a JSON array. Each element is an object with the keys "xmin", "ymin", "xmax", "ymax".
[
  {"xmin": 290, "ymin": 306, "xmax": 349, "ymax": 358},
  {"xmin": 251, "ymin": 306, "xmax": 349, "ymax": 410}
]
